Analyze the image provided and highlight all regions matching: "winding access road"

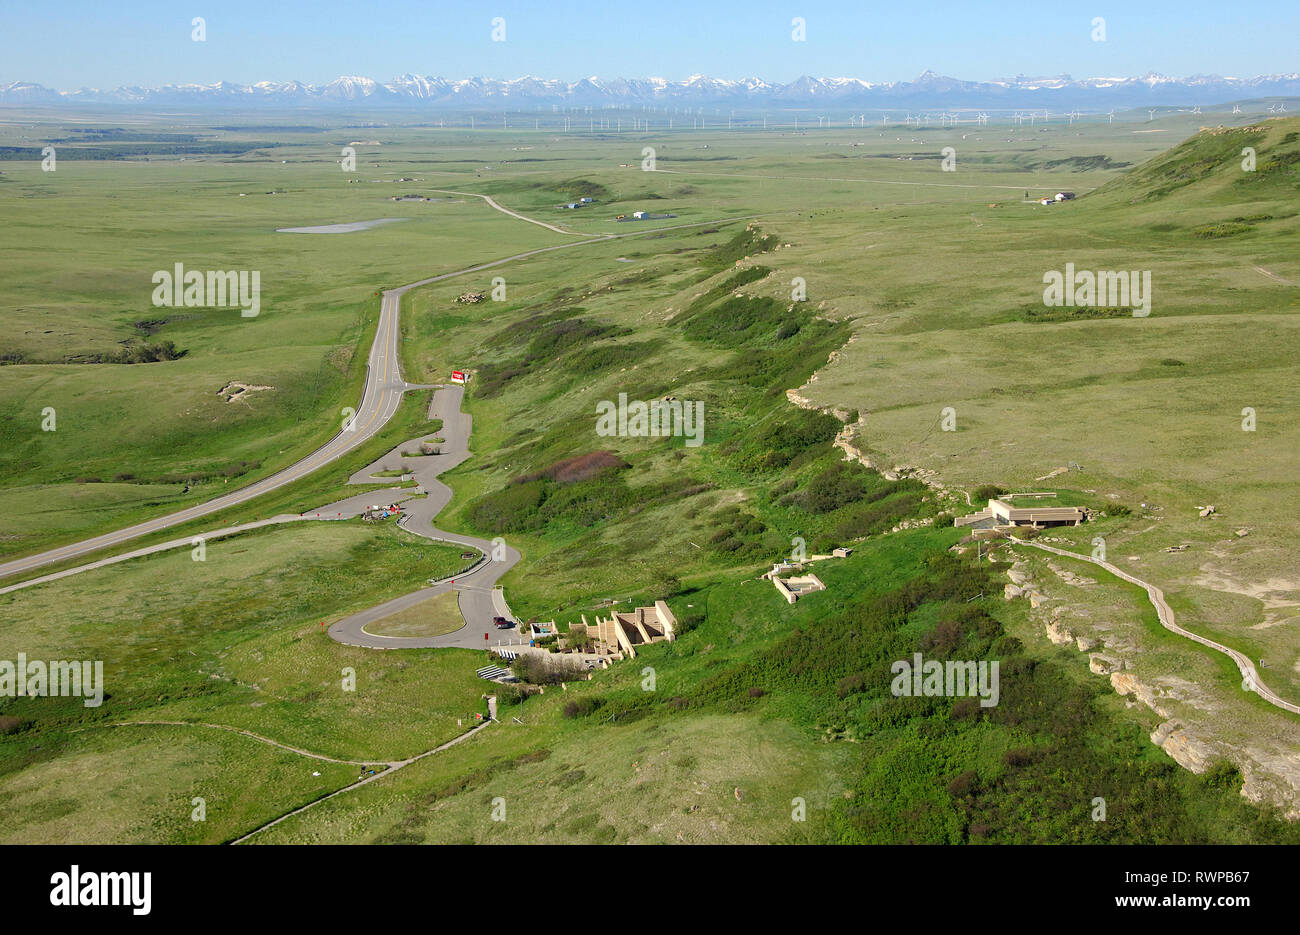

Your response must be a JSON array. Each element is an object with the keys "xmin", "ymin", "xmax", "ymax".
[{"xmin": 325, "ymin": 382, "xmax": 525, "ymax": 649}]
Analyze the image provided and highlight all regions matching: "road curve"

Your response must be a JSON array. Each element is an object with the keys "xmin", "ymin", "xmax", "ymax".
[
  {"xmin": 1009, "ymin": 536, "xmax": 1300, "ymax": 716},
  {"xmin": 428, "ymin": 188, "xmax": 586, "ymax": 236},
  {"xmin": 326, "ymin": 384, "xmax": 525, "ymax": 650}
]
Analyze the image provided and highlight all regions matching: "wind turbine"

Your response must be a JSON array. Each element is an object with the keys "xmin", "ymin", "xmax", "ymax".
[
  {"xmin": 978, "ymin": 112, "xmax": 989, "ymax": 126},
  {"xmin": 1107, "ymin": 109, "xmax": 1115, "ymax": 124},
  {"xmin": 1191, "ymin": 105, "xmax": 1202, "ymax": 116},
  {"xmin": 1232, "ymin": 103, "xmax": 1242, "ymax": 114},
  {"xmin": 1148, "ymin": 109, "xmax": 1157, "ymax": 121},
  {"xmin": 1281, "ymin": 102, "xmax": 1289, "ymax": 113}
]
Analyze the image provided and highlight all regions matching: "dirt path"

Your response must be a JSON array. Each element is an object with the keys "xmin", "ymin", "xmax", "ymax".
[
  {"xmin": 427, "ymin": 188, "xmax": 588, "ymax": 236},
  {"xmin": 228, "ymin": 718, "xmax": 493, "ymax": 844},
  {"xmin": 1252, "ymin": 265, "xmax": 1295, "ymax": 286},
  {"xmin": 90, "ymin": 720, "xmax": 392, "ymax": 766},
  {"xmin": 1009, "ymin": 536, "xmax": 1300, "ymax": 716}
]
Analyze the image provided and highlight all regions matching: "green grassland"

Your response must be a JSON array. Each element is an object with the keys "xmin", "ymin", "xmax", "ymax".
[
  {"xmin": 1, "ymin": 108, "xmax": 1298, "ymax": 842},
  {"xmin": 0, "ymin": 520, "xmax": 496, "ymax": 842},
  {"xmin": 364, "ymin": 590, "xmax": 465, "ymax": 637}
]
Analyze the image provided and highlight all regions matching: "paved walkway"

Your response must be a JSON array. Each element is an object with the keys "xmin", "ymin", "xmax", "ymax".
[{"xmin": 1009, "ymin": 536, "xmax": 1300, "ymax": 716}]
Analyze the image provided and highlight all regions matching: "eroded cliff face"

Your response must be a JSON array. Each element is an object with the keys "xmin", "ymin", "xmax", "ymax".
[
  {"xmin": 1002, "ymin": 556, "xmax": 1300, "ymax": 818},
  {"xmin": 791, "ymin": 337, "xmax": 1300, "ymax": 820}
]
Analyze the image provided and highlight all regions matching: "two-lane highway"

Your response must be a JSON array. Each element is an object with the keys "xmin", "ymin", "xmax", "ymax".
[{"xmin": 0, "ymin": 288, "xmax": 411, "ymax": 582}]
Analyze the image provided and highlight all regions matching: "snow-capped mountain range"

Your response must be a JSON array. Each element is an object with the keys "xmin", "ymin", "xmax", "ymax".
[{"xmin": 2, "ymin": 71, "xmax": 1297, "ymax": 110}]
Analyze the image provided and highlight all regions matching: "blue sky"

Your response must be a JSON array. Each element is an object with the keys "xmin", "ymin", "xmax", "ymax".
[{"xmin": 3, "ymin": 0, "xmax": 1297, "ymax": 88}]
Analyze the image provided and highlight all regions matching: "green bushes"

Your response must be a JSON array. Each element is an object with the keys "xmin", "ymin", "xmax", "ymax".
[
  {"xmin": 463, "ymin": 479, "xmax": 546, "ymax": 534},
  {"xmin": 705, "ymin": 505, "xmax": 785, "ymax": 561},
  {"xmin": 700, "ymin": 227, "xmax": 778, "ymax": 270},
  {"xmin": 474, "ymin": 312, "xmax": 630, "ymax": 397},
  {"xmin": 779, "ymin": 461, "xmax": 870, "ymax": 514},
  {"xmin": 678, "ymin": 265, "xmax": 771, "ymax": 318},
  {"xmin": 464, "ymin": 469, "xmax": 707, "ymax": 537},
  {"xmin": 55, "ymin": 340, "xmax": 186, "ymax": 365},
  {"xmin": 730, "ymin": 408, "xmax": 842, "ymax": 475},
  {"xmin": 1017, "ymin": 305, "xmax": 1130, "ymax": 323},
  {"xmin": 816, "ymin": 489, "xmax": 926, "ymax": 550},
  {"xmin": 681, "ymin": 294, "xmax": 791, "ymax": 347},
  {"xmin": 562, "ymin": 696, "xmax": 605, "ymax": 719},
  {"xmin": 1193, "ymin": 221, "xmax": 1252, "ymax": 239},
  {"xmin": 1202, "ymin": 760, "xmax": 1244, "ymax": 792},
  {"xmin": 566, "ymin": 340, "xmax": 657, "ymax": 375}
]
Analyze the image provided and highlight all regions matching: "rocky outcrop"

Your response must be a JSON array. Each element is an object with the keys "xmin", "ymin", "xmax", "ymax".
[
  {"xmin": 785, "ymin": 387, "xmax": 819, "ymax": 411},
  {"xmin": 1150, "ymin": 720, "xmax": 1216, "ymax": 774},
  {"xmin": 1045, "ymin": 617, "xmax": 1074, "ymax": 646},
  {"xmin": 1089, "ymin": 653, "xmax": 1123, "ymax": 676},
  {"xmin": 217, "ymin": 381, "xmax": 273, "ymax": 403},
  {"xmin": 1045, "ymin": 560, "xmax": 1096, "ymax": 588}
]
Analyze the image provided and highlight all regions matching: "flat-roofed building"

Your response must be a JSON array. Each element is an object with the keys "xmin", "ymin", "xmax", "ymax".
[
  {"xmin": 955, "ymin": 493, "xmax": 1085, "ymax": 529},
  {"xmin": 988, "ymin": 498, "xmax": 1084, "ymax": 527}
]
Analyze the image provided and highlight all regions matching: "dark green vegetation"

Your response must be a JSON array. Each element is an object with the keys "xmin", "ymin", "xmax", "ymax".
[
  {"xmin": 0, "ymin": 338, "xmax": 185, "ymax": 366},
  {"xmin": 545, "ymin": 535, "xmax": 1300, "ymax": 843}
]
